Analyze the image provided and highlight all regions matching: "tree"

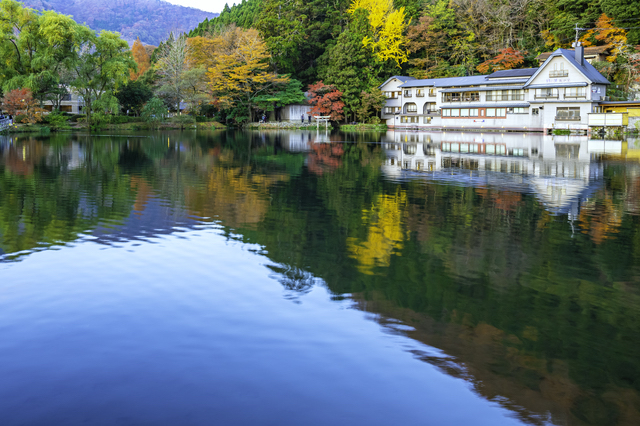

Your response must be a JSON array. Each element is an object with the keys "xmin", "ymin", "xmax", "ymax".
[
  {"xmin": 580, "ymin": 14, "xmax": 628, "ymax": 62},
  {"xmin": 206, "ymin": 26, "xmax": 288, "ymax": 123},
  {"xmin": 347, "ymin": 0, "xmax": 410, "ymax": 66},
  {"xmin": 357, "ymin": 86, "xmax": 385, "ymax": 123},
  {"xmin": 130, "ymin": 37, "xmax": 150, "ymax": 80},
  {"xmin": 155, "ymin": 32, "xmax": 193, "ymax": 112},
  {"xmin": 69, "ymin": 30, "xmax": 136, "ymax": 127},
  {"xmin": 141, "ymin": 97, "xmax": 167, "ymax": 127},
  {"xmin": 253, "ymin": 78, "xmax": 307, "ymax": 119},
  {"xmin": 477, "ymin": 48, "xmax": 525, "ymax": 74},
  {"xmin": 0, "ymin": 1, "xmax": 89, "ymax": 101},
  {"xmin": 1, "ymin": 88, "xmax": 44, "ymax": 123},
  {"xmin": 116, "ymin": 80, "xmax": 153, "ymax": 116},
  {"xmin": 308, "ymin": 81, "xmax": 345, "ymax": 121}
]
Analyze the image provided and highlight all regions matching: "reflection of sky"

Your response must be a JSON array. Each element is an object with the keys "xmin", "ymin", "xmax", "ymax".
[{"xmin": 0, "ymin": 226, "xmax": 525, "ymax": 426}]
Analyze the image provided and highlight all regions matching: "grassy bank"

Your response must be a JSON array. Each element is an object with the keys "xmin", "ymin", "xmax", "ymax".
[
  {"xmin": 248, "ymin": 122, "xmax": 332, "ymax": 130},
  {"xmin": 340, "ymin": 123, "xmax": 387, "ymax": 131}
]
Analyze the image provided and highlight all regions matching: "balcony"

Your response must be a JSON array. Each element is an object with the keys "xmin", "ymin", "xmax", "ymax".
[
  {"xmin": 443, "ymin": 95, "xmax": 480, "ymax": 103},
  {"xmin": 555, "ymin": 115, "xmax": 581, "ymax": 121},
  {"xmin": 416, "ymin": 92, "xmax": 425, "ymax": 97},
  {"xmin": 428, "ymin": 91, "xmax": 436, "ymax": 97},
  {"xmin": 549, "ymin": 70, "xmax": 568, "ymax": 78},
  {"xmin": 404, "ymin": 92, "xmax": 412, "ymax": 97},
  {"xmin": 564, "ymin": 94, "xmax": 586, "ymax": 99},
  {"xmin": 535, "ymin": 94, "xmax": 559, "ymax": 99},
  {"xmin": 424, "ymin": 110, "xmax": 440, "ymax": 116},
  {"xmin": 486, "ymin": 94, "xmax": 525, "ymax": 101}
]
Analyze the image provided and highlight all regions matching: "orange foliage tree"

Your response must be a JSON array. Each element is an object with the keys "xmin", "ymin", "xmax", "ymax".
[
  {"xmin": 580, "ymin": 14, "xmax": 627, "ymax": 62},
  {"xmin": 308, "ymin": 81, "xmax": 345, "ymax": 122},
  {"xmin": 1, "ymin": 88, "xmax": 44, "ymax": 123},
  {"xmin": 130, "ymin": 37, "xmax": 151, "ymax": 80},
  {"xmin": 477, "ymin": 48, "xmax": 525, "ymax": 74}
]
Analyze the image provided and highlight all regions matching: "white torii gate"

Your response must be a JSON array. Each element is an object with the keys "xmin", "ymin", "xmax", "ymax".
[{"xmin": 314, "ymin": 115, "xmax": 331, "ymax": 130}]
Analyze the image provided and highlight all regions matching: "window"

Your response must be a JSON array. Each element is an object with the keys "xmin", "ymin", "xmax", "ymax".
[
  {"xmin": 565, "ymin": 87, "xmax": 586, "ymax": 98},
  {"xmin": 424, "ymin": 116, "xmax": 432, "ymax": 124},
  {"xmin": 508, "ymin": 107, "xmax": 527, "ymax": 114},
  {"xmin": 451, "ymin": 109, "xmax": 460, "ymax": 117},
  {"xmin": 400, "ymin": 116, "xmax": 419, "ymax": 123},
  {"xmin": 486, "ymin": 108, "xmax": 506, "ymax": 118},
  {"xmin": 461, "ymin": 108, "xmax": 469, "ymax": 117},
  {"xmin": 442, "ymin": 109, "xmax": 451, "ymax": 117},
  {"xmin": 404, "ymin": 90, "xmax": 412, "ymax": 97},
  {"xmin": 405, "ymin": 103, "xmax": 417, "ymax": 113},
  {"xmin": 556, "ymin": 107, "xmax": 581, "ymax": 121},
  {"xmin": 470, "ymin": 109, "xmax": 479, "ymax": 116},
  {"xmin": 416, "ymin": 89, "xmax": 424, "ymax": 97},
  {"xmin": 532, "ymin": 108, "xmax": 539, "ymax": 115}
]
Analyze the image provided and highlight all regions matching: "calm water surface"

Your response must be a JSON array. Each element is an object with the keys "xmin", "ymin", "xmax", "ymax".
[{"xmin": 0, "ymin": 130, "xmax": 639, "ymax": 425}]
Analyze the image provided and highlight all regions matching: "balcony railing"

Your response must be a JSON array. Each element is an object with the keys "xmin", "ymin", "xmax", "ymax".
[
  {"xmin": 486, "ymin": 94, "xmax": 525, "ymax": 101},
  {"xmin": 555, "ymin": 115, "xmax": 581, "ymax": 121},
  {"xmin": 424, "ymin": 110, "xmax": 440, "ymax": 116},
  {"xmin": 428, "ymin": 91, "xmax": 436, "ymax": 97},
  {"xmin": 564, "ymin": 94, "xmax": 586, "ymax": 99},
  {"xmin": 416, "ymin": 92, "xmax": 425, "ymax": 97},
  {"xmin": 535, "ymin": 94, "xmax": 559, "ymax": 99},
  {"xmin": 404, "ymin": 93, "xmax": 412, "ymax": 97},
  {"xmin": 549, "ymin": 70, "xmax": 568, "ymax": 77},
  {"xmin": 443, "ymin": 95, "xmax": 480, "ymax": 103}
]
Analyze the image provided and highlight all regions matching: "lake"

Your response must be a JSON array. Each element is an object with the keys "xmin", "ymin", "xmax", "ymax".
[{"xmin": 0, "ymin": 129, "xmax": 638, "ymax": 425}]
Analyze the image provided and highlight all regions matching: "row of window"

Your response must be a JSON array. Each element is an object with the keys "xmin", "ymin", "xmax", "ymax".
[{"xmin": 441, "ymin": 107, "xmax": 527, "ymax": 118}]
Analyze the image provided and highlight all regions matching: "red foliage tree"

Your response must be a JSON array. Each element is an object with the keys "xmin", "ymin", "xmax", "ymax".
[
  {"xmin": 308, "ymin": 81, "xmax": 345, "ymax": 122},
  {"xmin": 477, "ymin": 48, "xmax": 525, "ymax": 74},
  {"xmin": 1, "ymin": 88, "xmax": 44, "ymax": 123}
]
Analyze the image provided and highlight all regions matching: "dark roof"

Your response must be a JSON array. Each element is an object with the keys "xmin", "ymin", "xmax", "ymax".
[
  {"xmin": 598, "ymin": 101, "xmax": 640, "ymax": 106},
  {"xmin": 487, "ymin": 68, "xmax": 538, "ymax": 79},
  {"xmin": 440, "ymin": 85, "xmax": 525, "ymax": 92},
  {"xmin": 536, "ymin": 45, "xmax": 611, "ymax": 61},
  {"xmin": 525, "ymin": 49, "xmax": 610, "ymax": 86}
]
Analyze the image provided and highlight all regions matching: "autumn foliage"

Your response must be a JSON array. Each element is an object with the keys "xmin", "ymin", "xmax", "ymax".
[
  {"xmin": 580, "ymin": 14, "xmax": 627, "ymax": 62},
  {"xmin": 130, "ymin": 37, "xmax": 151, "ymax": 80},
  {"xmin": 308, "ymin": 81, "xmax": 345, "ymax": 122},
  {"xmin": 477, "ymin": 48, "xmax": 525, "ymax": 74},
  {"xmin": 1, "ymin": 88, "xmax": 44, "ymax": 123}
]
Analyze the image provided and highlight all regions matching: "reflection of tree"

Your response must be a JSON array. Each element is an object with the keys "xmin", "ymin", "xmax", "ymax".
[
  {"xmin": 307, "ymin": 143, "xmax": 343, "ymax": 175},
  {"xmin": 579, "ymin": 195, "xmax": 623, "ymax": 244},
  {"xmin": 347, "ymin": 190, "xmax": 406, "ymax": 274}
]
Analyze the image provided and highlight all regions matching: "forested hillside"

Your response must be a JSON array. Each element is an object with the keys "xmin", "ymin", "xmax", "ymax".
[
  {"xmin": 190, "ymin": 0, "xmax": 640, "ymax": 85},
  {"xmin": 23, "ymin": 0, "xmax": 218, "ymax": 45}
]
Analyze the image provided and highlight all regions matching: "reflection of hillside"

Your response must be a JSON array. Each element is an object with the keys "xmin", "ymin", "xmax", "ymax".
[{"xmin": 351, "ymin": 294, "xmax": 640, "ymax": 426}]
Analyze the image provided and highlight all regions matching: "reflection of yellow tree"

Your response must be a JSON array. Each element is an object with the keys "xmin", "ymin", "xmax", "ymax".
[
  {"xmin": 185, "ymin": 165, "xmax": 289, "ymax": 228},
  {"xmin": 579, "ymin": 194, "xmax": 623, "ymax": 245},
  {"xmin": 347, "ymin": 190, "xmax": 407, "ymax": 274}
]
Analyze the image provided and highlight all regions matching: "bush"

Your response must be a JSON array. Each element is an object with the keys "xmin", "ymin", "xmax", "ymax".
[
  {"xmin": 68, "ymin": 114, "xmax": 85, "ymax": 123},
  {"xmin": 44, "ymin": 111, "xmax": 71, "ymax": 129},
  {"xmin": 109, "ymin": 115, "xmax": 137, "ymax": 124},
  {"xmin": 14, "ymin": 114, "xmax": 26, "ymax": 123}
]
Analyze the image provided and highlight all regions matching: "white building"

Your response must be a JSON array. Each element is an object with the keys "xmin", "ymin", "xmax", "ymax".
[{"xmin": 380, "ymin": 46, "xmax": 610, "ymax": 133}]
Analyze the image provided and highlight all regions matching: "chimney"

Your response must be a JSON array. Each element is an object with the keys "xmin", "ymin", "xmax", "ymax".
[{"xmin": 575, "ymin": 42, "xmax": 585, "ymax": 66}]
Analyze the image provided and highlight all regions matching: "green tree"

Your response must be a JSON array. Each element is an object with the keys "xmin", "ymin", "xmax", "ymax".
[
  {"xmin": 141, "ymin": 97, "xmax": 167, "ymax": 127},
  {"xmin": 116, "ymin": 80, "xmax": 153, "ymax": 116},
  {"xmin": 69, "ymin": 30, "xmax": 135, "ymax": 127}
]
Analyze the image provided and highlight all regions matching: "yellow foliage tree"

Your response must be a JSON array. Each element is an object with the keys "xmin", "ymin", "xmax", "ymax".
[
  {"xmin": 187, "ymin": 36, "xmax": 218, "ymax": 70},
  {"xmin": 130, "ymin": 37, "xmax": 150, "ymax": 80},
  {"xmin": 580, "ymin": 14, "xmax": 627, "ymax": 62},
  {"xmin": 206, "ymin": 26, "xmax": 288, "ymax": 122},
  {"xmin": 347, "ymin": 0, "xmax": 409, "ymax": 66}
]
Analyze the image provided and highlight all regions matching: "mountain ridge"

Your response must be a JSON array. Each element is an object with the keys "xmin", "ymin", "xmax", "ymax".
[{"xmin": 22, "ymin": 0, "xmax": 218, "ymax": 45}]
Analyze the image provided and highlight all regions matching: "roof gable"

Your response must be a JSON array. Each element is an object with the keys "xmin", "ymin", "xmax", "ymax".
[
  {"xmin": 525, "ymin": 49, "xmax": 609, "ymax": 87},
  {"xmin": 378, "ymin": 76, "xmax": 415, "ymax": 89}
]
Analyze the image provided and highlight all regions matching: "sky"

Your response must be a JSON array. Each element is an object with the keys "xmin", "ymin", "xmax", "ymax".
[{"xmin": 164, "ymin": 0, "xmax": 235, "ymax": 13}]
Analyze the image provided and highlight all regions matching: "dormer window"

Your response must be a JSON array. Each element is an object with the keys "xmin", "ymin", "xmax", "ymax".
[{"xmin": 550, "ymin": 62, "xmax": 568, "ymax": 78}]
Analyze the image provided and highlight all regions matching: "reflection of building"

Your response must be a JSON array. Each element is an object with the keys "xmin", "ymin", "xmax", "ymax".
[
  {"xmin": 382, "ymin": 131, "xmax": 605, "ymax": 214},
  {"xmin": 380, "ymin": 47, "xmax": 610, "ymax": 133}
]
